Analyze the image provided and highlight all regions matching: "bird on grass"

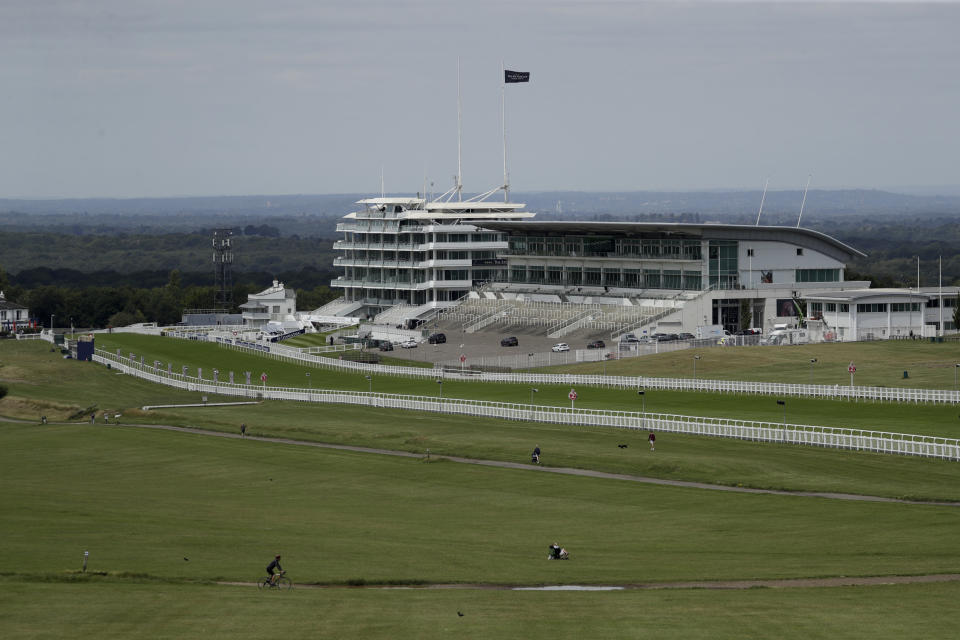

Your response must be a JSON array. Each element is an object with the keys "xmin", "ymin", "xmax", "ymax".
[
  {"xmin": 617, "ymin": 444, "xmax": 628, "ymax": 449},
  {"xmin": 183, "ymin": 557, "xmax": 189, "ymax": 562},
  {"xmin": 457, "ymin": 611, "xmax": 464, "ymax": 617}
]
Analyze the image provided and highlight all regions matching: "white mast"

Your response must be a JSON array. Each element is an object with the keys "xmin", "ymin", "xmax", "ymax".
[
  {"xmin": 755, "ymin": 178, "xmax": 769, "ymax": 225},
  {"xmin": 939, "ymin": 255, "xmax": 943, "ymax": 336},
  {"xmin": 501, "ymin": 60, "xmax": 509, "ymax": 203},
  {"xmin": 796, "ymin": 174, "xmax": 811, "ymax": 228},
  {"xmin": 380, "ymin": 166, "xmax": 384, "ymax": 198},
  {"xmin": 457, "ymin": 57, "xmax": 463, "ymax": 202}
]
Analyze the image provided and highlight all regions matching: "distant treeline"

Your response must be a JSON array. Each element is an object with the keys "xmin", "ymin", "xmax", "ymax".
[
  {"xmin": 0, "ymin": 231, "xmax": 338, "ymax": 275},
  {"xmin": 0, "ymin": 268, "xmax": 338, "ymax": 330}
]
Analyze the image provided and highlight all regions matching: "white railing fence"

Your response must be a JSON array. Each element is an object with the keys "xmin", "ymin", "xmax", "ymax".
[
  {"xmin": 210, "ymin": 338, "xmax": 960, "ymax": 405},
  {"xmin": 92, "ymin": 348, "xmax": 960, "ymax": 461}
]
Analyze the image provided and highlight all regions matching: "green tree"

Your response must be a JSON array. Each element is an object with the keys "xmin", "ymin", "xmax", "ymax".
[
  {"xmin": 107, "ymin": 309, "xmax": 146, "ymax": 328},
  {"xmin": 952, "ymin": 296, "xmax": 960, "ymax": 333},
  {"xmin": 739, "ymin": 299, "xmax": 752, "ymax": 331}
]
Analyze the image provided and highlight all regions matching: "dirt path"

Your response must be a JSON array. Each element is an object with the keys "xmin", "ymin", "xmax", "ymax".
[
  {"xmin": 220, "ymin": 573, "xmax": 960, "ymax": 591},
  {"xmin": 11, "ymin": 417, "xmax": 960, "ymax": 591},
  {"xmin": 83, "ymin": 421, "xmax": 960, "ymax": 507}
]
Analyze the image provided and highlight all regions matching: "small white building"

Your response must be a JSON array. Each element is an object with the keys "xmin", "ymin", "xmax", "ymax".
[
  {"xmin": 806, "ymin": 287, "xmax": 959, "ymax": 341},
  {"xmin": 240, "ymin": 280, "xmax": 297, "ymax": 329},
  {"xmin": 0, "ymin": 291, "xmax": 30, "ymax": 330}
]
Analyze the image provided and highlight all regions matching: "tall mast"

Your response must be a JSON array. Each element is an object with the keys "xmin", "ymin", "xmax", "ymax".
[
  {"xmin": 755, "ymin": 178, "xmax": 769, "ymax": 225},
  {"xmin": 501, "ymin": 60, "xmax": 509, "ymax": 203},
  {"xmin": 796, "ymin": 174, "xmax": 811, "ymax": 228},
  {"xmin": 457, "ymin": 57, "xmax": 463, "ymax": 202}
]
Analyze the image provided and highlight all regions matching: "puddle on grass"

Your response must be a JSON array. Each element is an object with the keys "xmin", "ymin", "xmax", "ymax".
[{"xmin": 513, "ymin": 585, "xmax": 624, "ymax": 591}]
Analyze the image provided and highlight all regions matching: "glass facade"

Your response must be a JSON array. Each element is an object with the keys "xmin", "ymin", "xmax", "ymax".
[
  {"xmin": 796, "ymin": 268, "xmax": 840, "ymax": 283},
  {"xmin": 708, "ymin": 241, "xmax": 739, "ymax": 289}
]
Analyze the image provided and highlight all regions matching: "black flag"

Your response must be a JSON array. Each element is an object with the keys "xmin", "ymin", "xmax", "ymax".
[{"xmin": 504, "ymin": 70, "xmax": 530, "ymax": 83}]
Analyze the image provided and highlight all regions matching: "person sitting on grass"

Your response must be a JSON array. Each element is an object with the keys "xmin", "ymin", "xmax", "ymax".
[
  {"xmin": 266, "ymin": 554, "xmax": 283, "ymax": 585},
  {"xmin": 549, "ymin": 543, "xmax": 561, "ymax": 560}
]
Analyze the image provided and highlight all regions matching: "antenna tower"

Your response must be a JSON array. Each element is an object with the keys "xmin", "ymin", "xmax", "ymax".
[{"xmin": 212, "ymin": 228, "xmax": 234, "ymax": 310}]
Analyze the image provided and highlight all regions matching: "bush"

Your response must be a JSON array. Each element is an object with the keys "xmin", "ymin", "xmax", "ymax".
[{"xmin": 0, "ymin": 383, "xmax": 8, "ymax": 400}]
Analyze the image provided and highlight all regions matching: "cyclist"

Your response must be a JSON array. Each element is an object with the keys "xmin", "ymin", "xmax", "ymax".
[{"xmin": 266, "ymin": 554, "xmax": 283, "ymax": 586}]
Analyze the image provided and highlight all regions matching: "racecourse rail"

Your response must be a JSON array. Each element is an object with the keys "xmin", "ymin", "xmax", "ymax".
[
  {"xmin": 93, "ymin": 348, "xmax": 960, "ymax": 461},
  {"xmin": 212, "ymin": 337, "xmax": 960, "ymax": 405}
]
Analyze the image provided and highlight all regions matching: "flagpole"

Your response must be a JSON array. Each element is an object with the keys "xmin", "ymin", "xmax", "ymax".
[
  {"xmin": 939, "ymin": 255, "xmax": 943, "ymax": 336},
  {"xmin": 501, "ymin": 60, "xmax": 509, "ymax": 203},
  {"xmin": 755, "ymin": 178, "xmax": 768, "ymax": 225},
  {"xmin": 457, "ymin": 57, "xmax": 462, "ymax": 202},
  {"xmin": 796, "ymin": 174, "xmax": 811, "ymax": 228}
]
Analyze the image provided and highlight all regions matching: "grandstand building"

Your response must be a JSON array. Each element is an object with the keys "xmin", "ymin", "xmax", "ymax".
[
  {"xmin": 465, "ymin": 220, "xmax": 873, "ymax": 338},
  {"xmin": 326, "ymin": 206, "xmax": 956, "ymax": 341},
  {"xmin": 327, "ymin": 196, "xmax": 533, "ymax": 323}
]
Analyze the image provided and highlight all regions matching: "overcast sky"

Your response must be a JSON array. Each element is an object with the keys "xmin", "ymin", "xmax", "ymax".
[{"xmin": 2, "ymin": 0, "xmax": 958, "ymax": 198}]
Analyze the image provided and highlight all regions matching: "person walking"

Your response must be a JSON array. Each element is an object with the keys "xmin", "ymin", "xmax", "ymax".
[
  {"xmin": 240, "ymin": 423, "xmax": 247, "ymax": 437},
  {"xmin": 648, "ymin": 432, "xmax": 656, "ymax": 452},
  {"xmin": 532, "ymin": 445, "xmax": 541, "ymax": 464}
]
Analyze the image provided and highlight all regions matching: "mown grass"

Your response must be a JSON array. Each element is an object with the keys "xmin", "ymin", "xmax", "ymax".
[
  {"xmin": 3, "ymin": 579, "xmax": 960, "ymax": 640},
  {"xmin": 4, "ymin": 423, "xmax": 960, "ymax": 586},
  {"xmin": 6, "ymin": 339, "xmax": 960, "ymax": 501},
  {"xmin": 5, "ymin": 339, "xmax": 960, "ymax": 638},
  {"xmin": 89, "ymin": 334, "xmax": 960, "ymax": 439},
  {"xmin": 544, "ymin": 339, "xmax": 960, "ymax": 389}
]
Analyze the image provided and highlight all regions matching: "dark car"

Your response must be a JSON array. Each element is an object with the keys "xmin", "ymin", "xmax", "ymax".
[
  {"xmin": 428, "ymin": 332, "xmax": 446, "ymax": 344},
  {"xmin": 678, "ymin": 333, "xmax": 695, "ymax": 341},
  {"xmin": 378, "ymin": 341, "xmax": 394, "ymax": 352},
  {"xmin": 587, "ymin": 340, "xmax": 606, "ymax": 349},
  {"xmin": 500, "ymin": 336, "xmax": 519, "ymax": 347}
]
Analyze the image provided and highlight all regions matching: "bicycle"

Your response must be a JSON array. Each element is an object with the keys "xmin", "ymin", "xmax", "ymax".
[{"xmin": 258, "ymin": 570, "xmax": 293, "ymax": 590}]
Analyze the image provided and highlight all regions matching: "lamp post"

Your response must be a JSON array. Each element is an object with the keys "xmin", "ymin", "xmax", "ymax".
[
  {"xmin": 776, "ymin": 399, "xmax": 786, "ymax": 442},
  {"xmin": 365, "ymin": 375, "xmax": 372, "ymax": 393},
  {"xmin": 808, "ymin": 358, "xmax": 817, "ymax": 385},
  {"xmin": 530, "ymin": 387, "xmax": 539, "ymax": 405},
  {"xmin": 50, "ymin": 313, "xmax": 55, "ymax": 332},
  {"xmin": 305, "ymin": 372, "xmax": 311, "ymax": 389},
  {"xmin": 70, "ymin": 316, "xmax": 74, "ymax": 337},
  {"xmin": 436, "ymin": 378, "xmax": 443, "ymax": 400},
  {"xmin": 955, "ymin": 364, "xmax": 959, "ymax": 392},
  {"xmin": 638, "ymin": 389, "xmax": 646, "ymax": 430},
  {"xmin": 693, "ymin": 355, "xmax": 701, "ymax": 380}
]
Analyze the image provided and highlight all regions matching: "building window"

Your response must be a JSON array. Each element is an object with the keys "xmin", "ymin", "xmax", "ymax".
[
  {"xmin": 796, "ymin": 248, "xmax": 804, "ymax": 256},
  {"xmin": 747, "ymin": 248, "xmax": 754, "ymax": 257},
  {"xmin": 826, "ymin": 303, "xmax": 837, "ymax": 312},
  {"xmin": 796, "ymin": 269, "xmax": 839, "ymax": 283},
  {"xmin": 662, "ymin": 270, "xmax": 682, "ymax": 289},
  {"xmin": 891, "ymin": 303, "xmax": 922, "ymax": 312},
  {"xmin": 856, "ymin": 303, "xmax": 888, "ymax": 313},
  {"xmin": 840, "ymin": 304, "xmax": 849, "ymax": 312}
]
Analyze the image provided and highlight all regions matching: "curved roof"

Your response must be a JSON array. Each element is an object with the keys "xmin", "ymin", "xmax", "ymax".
[{"xmin": 478, "ymin": 221, "xmax": 867, "ymax": 261}]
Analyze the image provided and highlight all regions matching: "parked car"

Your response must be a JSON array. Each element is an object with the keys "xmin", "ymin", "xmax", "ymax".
[
  {"xmin": 400, "ymin": 338, "xmax": 419, "ymax": 348},
  {"xmin": 428, "ymin": 332, "xmax": 446, "ymax": 344},
  {"xmin": 378, "ymin": 341, "xmax": 394, "ymax": 351},
  {"xmin": 678, "ymin": 332, "xmax": 695, "ymax": 341},
  {"xmin": 500, "ymin": 336, "xmax": 519, "ymax": 347},
  {"xmin": 620, "ymin": 333, "xmax": 641, "ymax": 343},
  {"xmin": 551, "ymin": 342, "xmax": 570, "ymax": 352},
  {"xmin": 587, "ymin": 340, "xmax": 606, "ymax": 349}
]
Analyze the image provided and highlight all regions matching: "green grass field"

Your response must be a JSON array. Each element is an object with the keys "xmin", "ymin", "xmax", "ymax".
[
  {"xmin": 545, "ymin": 339, "xmax": 960, "ymax": 389},
  {"xmin": 90, "ymin": 334, "xmax": 960, "ymax": 440},
  {"xmin": 4, "ymin": 337, "xmax": 960, "ymax": 638}
]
